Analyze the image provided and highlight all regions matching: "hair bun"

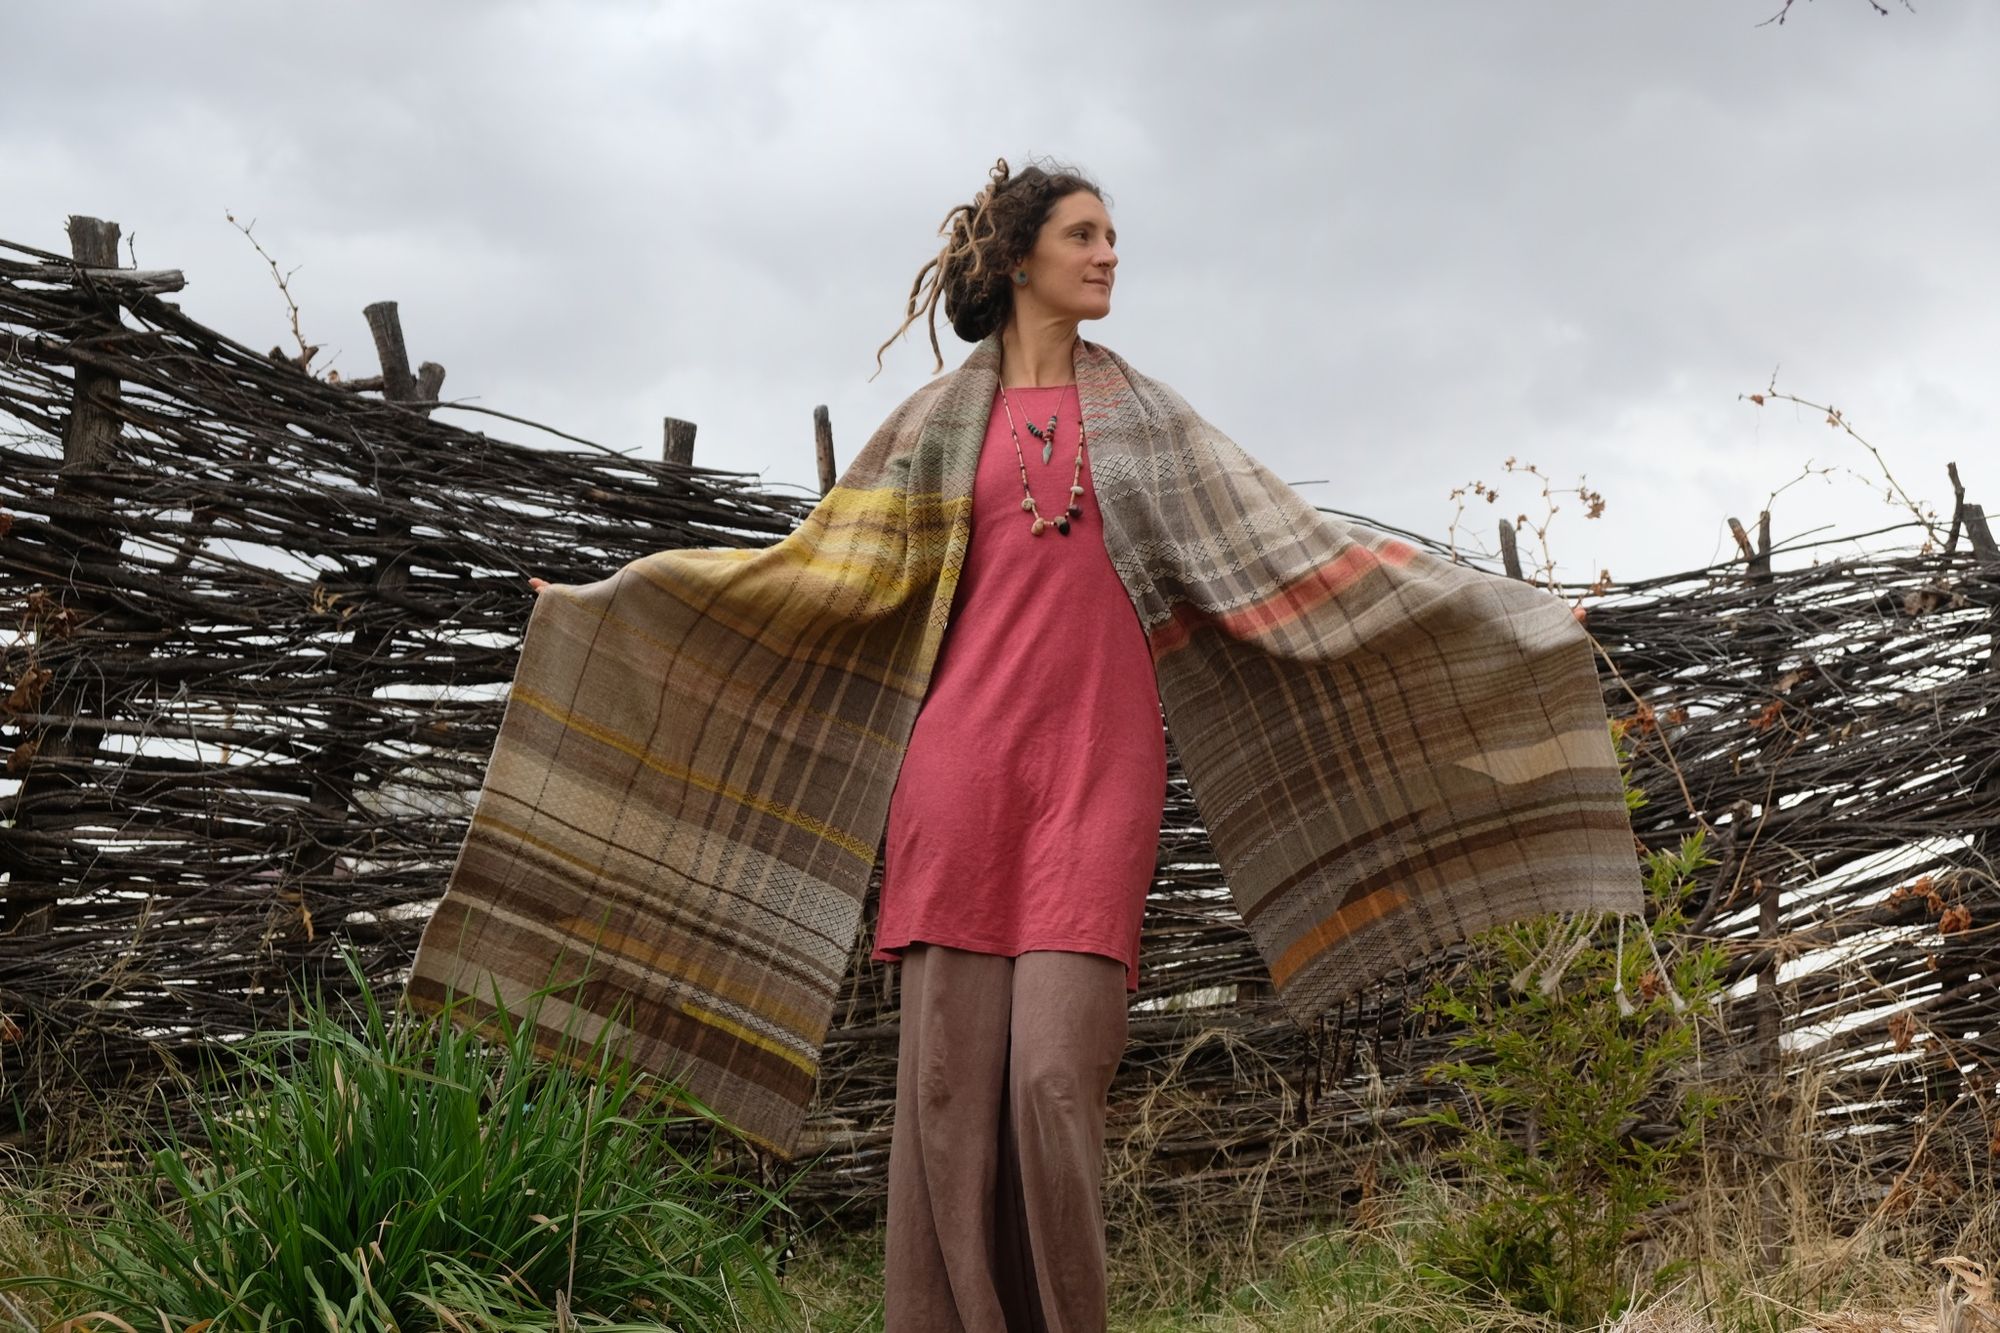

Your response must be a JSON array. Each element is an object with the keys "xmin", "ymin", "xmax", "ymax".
[{"xmin": 873, "ymin": 155, "xmax": 1104, "ymax": 376}]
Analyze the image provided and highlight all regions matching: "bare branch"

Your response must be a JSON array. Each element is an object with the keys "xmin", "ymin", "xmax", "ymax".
[{"xmin": 225, "ymin": 209, "xmax": 322, "ymax": 375}]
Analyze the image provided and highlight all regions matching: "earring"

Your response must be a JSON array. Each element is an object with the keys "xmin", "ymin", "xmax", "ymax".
[{"xmin": 1012, "ymin": 270, "xmax": 1028, "ymax": 286}]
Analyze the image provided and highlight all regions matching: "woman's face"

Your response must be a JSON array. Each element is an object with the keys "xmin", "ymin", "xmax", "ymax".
[{"xmin": 1015, "ymin": 190, "xmax": 1117, "ymax": 324}]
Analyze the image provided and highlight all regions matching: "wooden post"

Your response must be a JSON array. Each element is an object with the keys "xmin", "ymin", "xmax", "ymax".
[
  {"xmin": 1497, "ymin": 518, "xmax": 1522, "ymax": 580},
  {"xmin": 362, "ymin": 302, "xmax": 417, "ymax": 402},
  {"xmin": 814, "ymin": 406, "xmax": 836, "ymax": 495},
  {"xmin": 1755, "ymin": 870, "xmax": 1787, "ymax": 1268},
  {"xmin": 1749, "ymin": 505, "xmax": 1784, "ymax": 1267},
  {"xmin": 414, "ymin": 360, "xmax": 446, "ymax": 403},
  {"xmin": 0, "ymin": 216, "xmax": 129, "ymax": 935},
  {"xmin": 1754, "ymin": 876, "xmax": 1781, "ymax": 1069},
  {"xmin": 663, "ymin": 417, "xmax": 697, "ymax": 467},
  {"xmin": 1964, "ymin": 503, "xmax": 1998, "ymax": 562},
  {"xmin": 296, "ymin": 302, "xmax": 440, "ymax": 905},
  {"xmin": 59, "ymin": 218, "xmax": 125, "ymax": 477}
]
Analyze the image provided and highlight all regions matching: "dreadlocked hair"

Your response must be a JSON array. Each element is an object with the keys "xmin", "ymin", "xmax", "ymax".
[{"xmin": 873, "ymin": 155, "xmax": 1105, "ymax": 377}]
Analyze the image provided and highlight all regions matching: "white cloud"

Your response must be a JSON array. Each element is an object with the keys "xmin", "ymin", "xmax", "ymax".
[{"xmin": 5, "ymin": 0, "xmax": 1990, "ymax": 582}]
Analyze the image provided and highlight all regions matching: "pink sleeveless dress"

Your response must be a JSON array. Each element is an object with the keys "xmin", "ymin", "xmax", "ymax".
[{"xmin": 871, "ymin": 383, "xmax": 1168, "ymax": 992}]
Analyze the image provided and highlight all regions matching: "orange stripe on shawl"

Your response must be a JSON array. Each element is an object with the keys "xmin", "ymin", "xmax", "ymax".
[
  {"xmin": 1268, "ymin": 885, "xmax": 1408, "ymax": 988},
  {"xmin": 1149, "ymin": 539, "xmax": 1418, "ymax": 659}
]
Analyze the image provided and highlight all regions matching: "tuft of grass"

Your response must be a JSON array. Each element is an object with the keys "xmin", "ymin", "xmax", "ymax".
[{"xmin": 0, "ymin": 953, "xmax": 793, "ymax": 1332}]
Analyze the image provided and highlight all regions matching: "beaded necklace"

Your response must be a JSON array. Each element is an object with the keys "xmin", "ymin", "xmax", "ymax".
[{"xmin": 998, "ymin": 384, "xmax": 1086, "ymax": 537}]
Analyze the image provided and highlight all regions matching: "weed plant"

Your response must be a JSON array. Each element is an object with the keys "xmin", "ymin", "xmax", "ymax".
[
  {"xmin": 1, "ymin": 955, "xmax": 791, "ymax": 1332},
  {"xmin": 1407, "ymin": 731, "xmax": 1728, "ymax": 1326}
]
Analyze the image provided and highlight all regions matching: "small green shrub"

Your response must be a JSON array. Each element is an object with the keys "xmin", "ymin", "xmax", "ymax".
[
  {"xmin": 2, "ymin": 955, "xmax": 792, "ymax": 1332},
  {"xmin": 1407, "ymin": 732, "xmax": 1727, "ymax": 1326}
]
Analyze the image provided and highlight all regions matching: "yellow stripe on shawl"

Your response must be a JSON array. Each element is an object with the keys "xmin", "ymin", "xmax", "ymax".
[
  {"xmin": 557, "ymin": 917, "xmax": 824, "ymax": 1042},
  {"xmin": 632, "ymin": 485, "xmax": 970, "ymax": 697},
  {"xmin": 675, "ymin": 485, "xmax": 963, "ymax": 616},
  {"xmin": 507, "ymin": 685, "xmax": 878, "ymax": 862},
  {"xmin": 548, "ymin": 579, "xmax": 905, "ymax": 754},
  {"xmin": 678, "ymin": 1001, "xmax": 820, "ymax": 1075}
]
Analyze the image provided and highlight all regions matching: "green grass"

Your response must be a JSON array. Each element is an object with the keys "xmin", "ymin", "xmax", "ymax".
[
  {"xmin": 3, "ymin": 956, "xmax": 1988, "ymax": 1331},
  {"xmin": 9, "ymin": 1154, "xmax": 1986, "ymax": 1333},
  {"xmin": 0, "ymin": 957, "xmax": 792, "ymax": 1332}
]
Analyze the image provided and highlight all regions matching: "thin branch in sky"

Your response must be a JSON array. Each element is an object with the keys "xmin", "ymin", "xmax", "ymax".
[
  {"xmin": 1759, "ymin": 0, "xmax": 1915, "ymax": 27},
  {"xmin": 225, "ymin": 209, "xmax": 322, "ymax": 374},
  {"xmin": 1741, "ymin": 374, "xmax": 1942, "ymax": 550}
]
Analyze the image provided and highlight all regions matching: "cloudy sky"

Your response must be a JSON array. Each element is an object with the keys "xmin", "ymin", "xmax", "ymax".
[{"xmin": 5, "ymin": 0, "xmax": 1991, "ymax": 585}]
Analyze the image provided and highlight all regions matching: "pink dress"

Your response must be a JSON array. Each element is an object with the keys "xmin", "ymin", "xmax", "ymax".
[{"xmin": 871, "ymin": 383, "xmax": 1168, "ymax": 992}]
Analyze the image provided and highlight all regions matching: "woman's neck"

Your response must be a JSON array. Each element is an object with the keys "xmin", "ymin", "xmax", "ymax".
[{"xmin": 999, "ymin": 317, "xmax": 1078, "ymax": 387}]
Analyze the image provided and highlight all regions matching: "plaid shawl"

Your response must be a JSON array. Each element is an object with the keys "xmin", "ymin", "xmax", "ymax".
[{"xmin": 406, "ymin": 332, "xmax": 1642, "ymax": 1157}]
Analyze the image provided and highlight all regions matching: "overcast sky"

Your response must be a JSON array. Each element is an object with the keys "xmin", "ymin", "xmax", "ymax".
[{"xmin": 6, "ymin": 0, "xmax": 1991, "ymax": 586}]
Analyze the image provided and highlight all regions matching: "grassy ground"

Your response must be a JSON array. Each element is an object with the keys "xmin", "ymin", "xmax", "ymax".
[
  {"xmin": 776, "ymin": 1168, "xmax": 1994, "ymax": 1333},
  {"xmin": 6, "ymin": 1040, "xmax": 1991, "ymax": 1333},
  {"xmin": 4, "ymin": 1160, "xmax": 1991, "ymax": 1332}
]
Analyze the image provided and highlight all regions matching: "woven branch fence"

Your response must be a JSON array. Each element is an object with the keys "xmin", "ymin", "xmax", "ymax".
[{"xmin": 3, "ymin": 219, "xmax": 1996, "ymax": 1238}]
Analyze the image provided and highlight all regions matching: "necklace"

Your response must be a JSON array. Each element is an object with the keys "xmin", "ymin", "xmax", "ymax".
[{"xmin": 998, "ymin": 385, "xmax": 1086, "ymax": 537}]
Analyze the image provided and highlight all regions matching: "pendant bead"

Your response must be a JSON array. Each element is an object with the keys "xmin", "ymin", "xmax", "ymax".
[{"xmin": 999, "ymin": 383, "xmax": 1089, "ymax": 541}]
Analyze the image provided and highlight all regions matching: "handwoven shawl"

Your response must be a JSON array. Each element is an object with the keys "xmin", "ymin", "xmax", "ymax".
[{"xmin": 405, "ymin": 331, "xmax": 1642, "ymax": 1157}]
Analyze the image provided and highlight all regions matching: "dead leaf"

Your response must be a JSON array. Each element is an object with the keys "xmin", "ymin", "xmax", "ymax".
[
  {"xmin": 3, "ymin": 665, "xmax": 52, "ymax": 715},
  {"xmin": 1776, "ymin": 662, "xmax": 1820, "ymax": 692},
  {"xmin": 5, "ymin": 736, "xmax": 40, "ymax": 774}
]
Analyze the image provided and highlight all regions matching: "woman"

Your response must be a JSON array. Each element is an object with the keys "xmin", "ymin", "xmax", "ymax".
[
  {"xmin": 435, "ymin": 155, "xmax": 1637, "ymax": 1333},
  {"xmin": 548, "ymin": 159, "xmax": 1152, "ymax": 1331},
  {"xmin": 860, "ymin": 159, "xmax": 1156, "ymax": 1332}
]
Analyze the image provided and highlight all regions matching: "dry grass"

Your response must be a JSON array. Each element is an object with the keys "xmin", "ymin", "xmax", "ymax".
[
  {"xmin": 781, "ymin": 1205, "xmax": 1993, "ymax": 1333},
  {"xmin": 8, "ymin": 1040, "xmax": 1993, "ymax": 1332},
  {"xmin": 0, "ymin": 1159, "xmax": 77, "ymax": 1332},
  {"xmin": 9, "ymin": 1143, "xmax": 1993, "ymax": 1333},
  {"xmin": 778, "ymin": 1053, "xmax": 1998, "ymax": 1333}
]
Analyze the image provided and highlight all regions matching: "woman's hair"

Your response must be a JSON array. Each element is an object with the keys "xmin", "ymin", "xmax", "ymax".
[{"xmin": 874, "ymin": 156, "xmax": 1105, "ymax": 376}]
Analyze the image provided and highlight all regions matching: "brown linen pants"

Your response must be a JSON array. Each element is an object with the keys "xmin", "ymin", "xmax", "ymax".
[{"xmin": 883, "ymin": 944, "xmax": 1131, "ymax": 1333}]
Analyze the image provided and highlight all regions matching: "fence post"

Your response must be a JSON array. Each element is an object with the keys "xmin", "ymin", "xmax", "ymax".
[
  {"xmin": 295, "ymin": 303, "xmax": 440, "ymax": 904},
  {"xmin": 663, "ymin": 417, "xmax": 697, "ymax": 466},
  {"xmin": 0, "ymin": 216, "xmax": 128, "ymax": 936},
  {"xmin": 1726, "ymin": 505, "xmax": 1786, "ymax": 1265},
  {"xmin": 1496, "ymin": 518, "xmax": 1522, "ymax": 580},
  {"xmin": 814, "ymin": 406, "xmax": 836, "ymax": 496},
  {"xmin": 1754, "ymin": 869, "xmax": 1786, "ymax": 1267}
]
